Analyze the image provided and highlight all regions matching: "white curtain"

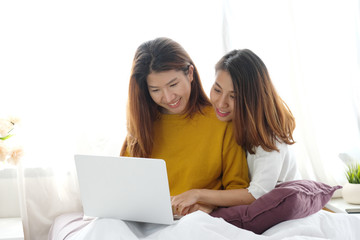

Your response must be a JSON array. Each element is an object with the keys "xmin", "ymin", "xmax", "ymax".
[
  {"xmin": 1, "ymin": 0, "xmax": 359, "ymax": 239},
  {"xmin": 223, "ymin": 0, "xmax": 360, "ymax": 186},
  {"xmin": 0, "ymin": 1, "xmax": 223, "ymax": 239}
]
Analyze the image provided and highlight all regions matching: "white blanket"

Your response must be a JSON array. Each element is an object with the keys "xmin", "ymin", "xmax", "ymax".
[{"xmin": 67, "ymin": 210, "xmax": 360, "ymax": 240}]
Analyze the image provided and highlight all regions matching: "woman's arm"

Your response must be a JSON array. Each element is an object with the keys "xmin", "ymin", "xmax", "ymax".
[{"xmin": 171, "ymin": 188, "xmax": 255, "ymax": 216}]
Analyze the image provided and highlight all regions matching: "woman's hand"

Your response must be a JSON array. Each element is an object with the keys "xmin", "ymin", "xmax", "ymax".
[
  {"xmin": 172, "ymin": 201, "xmax": 215, "ymax": 216},
  {"xmin": 189, "ymin": 203, "xmax": 216, "ymax": 214},
  {"xmin": 171, "ymin": 189, "xmax": 215, "ymax": 216},
  {"xmin": 171, "ymin": 189, "xmax": 200, "ymax": 215}
]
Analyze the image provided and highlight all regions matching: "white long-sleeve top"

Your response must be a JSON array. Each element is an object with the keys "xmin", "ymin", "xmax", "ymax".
[{"xmin": 247, "ymin": 141, "xmax": 301, "ymax": 199}]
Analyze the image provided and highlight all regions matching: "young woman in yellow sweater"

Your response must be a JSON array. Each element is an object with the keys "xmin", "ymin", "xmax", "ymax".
[{"xmin": 120, "ymin": 37, "xmax": 249, "ymax": 214}]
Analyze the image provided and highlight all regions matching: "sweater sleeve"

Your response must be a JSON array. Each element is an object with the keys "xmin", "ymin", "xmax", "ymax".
[{"xmin": 221, "ymin": 122, "xmax": 250, "ymax": 190}]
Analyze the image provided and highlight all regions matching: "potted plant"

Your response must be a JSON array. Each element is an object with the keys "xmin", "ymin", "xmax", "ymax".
[{"xmin": 342, "ymin": 163, "xmax": 360, "ymax": 204}]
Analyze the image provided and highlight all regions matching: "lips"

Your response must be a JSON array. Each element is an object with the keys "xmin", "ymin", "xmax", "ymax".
[
  {"xmin": 216, "ymin": 108, "xmax": 230, "ymax": 117},
  {"xmin": 168, "ymin": 98, "xmax": 181, "ymax": 108}
]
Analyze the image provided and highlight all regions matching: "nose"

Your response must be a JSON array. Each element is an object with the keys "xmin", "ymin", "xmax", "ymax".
[
  {"xmin": 218, "ymin": 95, "xmax": 229, "ymax": 108},
  {"xmin": 162, "ymin": 89, "xmax": 175, "ymax": 103}
]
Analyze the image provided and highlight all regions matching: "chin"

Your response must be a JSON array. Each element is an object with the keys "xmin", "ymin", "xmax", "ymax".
[
  {"xmin": 167, "ymin": 106, "xmax": 186, "ymax": 115},
  {"xmin": 216, "ymin": 114, "xmax": 233, "ymax": 122},
  {"xmin": 216, "ymin": 115, "xmax": 226, "ymax": 122}
]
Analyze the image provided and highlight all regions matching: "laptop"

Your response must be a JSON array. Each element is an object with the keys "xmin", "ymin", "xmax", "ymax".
[{"xmin": 74, "ymin": 154, "xmax": 179, "ymax": 225}]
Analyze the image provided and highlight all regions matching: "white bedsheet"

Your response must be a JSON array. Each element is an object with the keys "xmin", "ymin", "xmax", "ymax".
[{"xmin": 66, "ymin": 210, "xmax": 360, "ymax": 240}]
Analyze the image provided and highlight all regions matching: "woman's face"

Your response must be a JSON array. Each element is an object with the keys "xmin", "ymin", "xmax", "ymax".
[
  {"xmin": 147, "ymin": 66, "xmax": 193, "ymax": 114},
  {"xmin": 210, "ymin": 70, "xmax": 235, "ymax": 122}
]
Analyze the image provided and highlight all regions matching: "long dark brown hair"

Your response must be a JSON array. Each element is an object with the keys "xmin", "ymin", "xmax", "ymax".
[
  {"xmin": 215, "ymin": 49, "xmax": 295, "ymax": 154},
  {"xmin": 121, "ymin": 37, "xmax": 211, "ymax": 157}
]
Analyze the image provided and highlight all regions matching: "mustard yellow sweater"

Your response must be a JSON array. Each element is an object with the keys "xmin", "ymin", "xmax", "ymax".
[{"xmin": 151, "ymin": 106, "xmax": 249, "ymax": 196}]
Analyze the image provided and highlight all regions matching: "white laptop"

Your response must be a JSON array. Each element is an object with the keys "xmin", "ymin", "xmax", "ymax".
[{"xmin": 74, "ymin": 154, "xmax": 179, "ymax": 225}]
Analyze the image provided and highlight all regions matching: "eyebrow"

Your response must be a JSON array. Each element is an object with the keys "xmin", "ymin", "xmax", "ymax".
[
  {"xmin": 215, "ymin": 82, "xmax": 235, "ymax": 93},
  {"xmin": 215, "ymin": 82, "xmax": 222, "ymax": 89},
  {"xmin": 148, "ymin": 77, "xmax": 178, "ymax": 88}
]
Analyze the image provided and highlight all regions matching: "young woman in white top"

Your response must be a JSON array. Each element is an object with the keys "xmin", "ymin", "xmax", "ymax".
[{"xmin": 172, "ymin": 49, "xmax": 301, "ymax": 215}]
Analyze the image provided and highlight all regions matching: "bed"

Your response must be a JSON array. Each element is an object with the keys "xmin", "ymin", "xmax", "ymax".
[
  {"xmin": 49, "ymin": 210, "xmax": 360, "ymax": 240},
  {"xmin": 48, "ymin": 180, "xmax": 360, "ymax": 240}
]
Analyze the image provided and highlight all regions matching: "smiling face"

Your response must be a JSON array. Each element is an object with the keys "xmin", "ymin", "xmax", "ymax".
[
  {"xmin": 210, "ymin": 70, "xmax": 235, "ymax": 122},
  {"xmin": 147, "ymin": 66, "xmax": 193, "ymax": 115}
]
